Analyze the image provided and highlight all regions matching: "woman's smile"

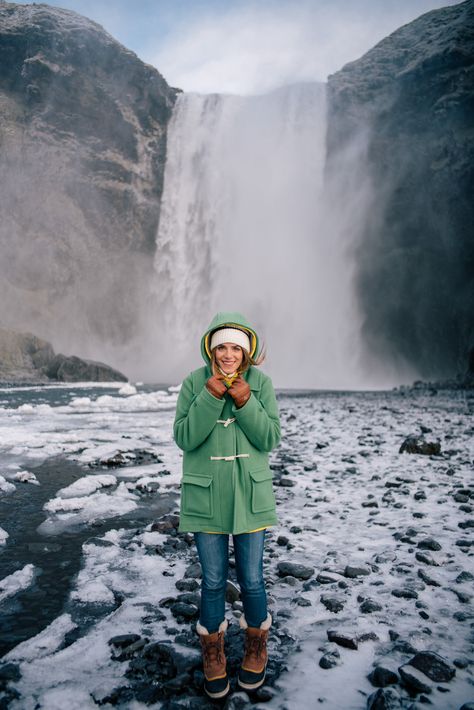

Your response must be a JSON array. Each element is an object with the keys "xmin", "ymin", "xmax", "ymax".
[{"xmin": 215, "ymin": 343, "xmax": 244, "ymax": 373}]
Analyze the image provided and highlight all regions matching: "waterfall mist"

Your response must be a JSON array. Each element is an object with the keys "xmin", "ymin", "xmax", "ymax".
[{"xmin": 147, "ymin": 84, "xmax": 373, "ymax": 389}]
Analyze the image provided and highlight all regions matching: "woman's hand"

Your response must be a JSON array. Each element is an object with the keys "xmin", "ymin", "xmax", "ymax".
[
  {"xmin": 206, "ymin": 373, "xmax": 227, "ymax": 399},
  {"xmin": 228, "ymin": 375, "xmax": 251, "ymax": 408}
]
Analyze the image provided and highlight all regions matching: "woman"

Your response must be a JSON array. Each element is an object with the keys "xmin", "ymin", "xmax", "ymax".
[{"xmin": 173, "ymin": 311, "xmax": 281, "ymax": 699}]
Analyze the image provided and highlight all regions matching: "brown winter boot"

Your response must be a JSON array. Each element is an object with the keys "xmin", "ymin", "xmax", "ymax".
[
  {"xmin": 196, "ymin": 619, "xmax": 230, "ymax": 699},
  {"xmin": 238, "ymin": 612, "xmax": 272, "ymax": 690}
]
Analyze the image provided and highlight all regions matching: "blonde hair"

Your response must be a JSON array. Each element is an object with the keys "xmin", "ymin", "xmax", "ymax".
[{"xmin": 211, "ymin": 342, "xmax": 266, "ymax": 376}]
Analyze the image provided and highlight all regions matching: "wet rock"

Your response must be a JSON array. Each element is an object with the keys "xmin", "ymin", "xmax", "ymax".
[
  {"xmin": 459, "ymin": 519, "xmax": 474, "ymax": 529},
  {"xmin": 278, "ymin": 477, "xmax": 296, "ymax": 487},
  {"xmin": 277, "ymin": 535, "xmax": 289, "ymax": 546},
  {"xmin": 184, "ymin": 562, "xmax": 202, "ymax": 579},
  {"xmin": 456, "ymin": 570, "xmax": 474, "ymax": 583},
  {"xmin": 415, "ymin": 551, "xmax": 438, "ymax": 566},
  {"xmin": 108, "ymin": 633, "xmax": 141, "ymax": 649},
  {"xmin": 175, "ymin": 578, "xmax": 199, "ymax": 592},
  {"xmin": 320, "ymin": 594, "xmax": 345, "ymax": 613},
  {"xmin": 277, "ymin": 562, "xmax": 314, "ymax": 580},
  {"xmin": 319, "ymin": 646, "xmax": 341, "ymax": 668},
  {"xmin": 327, "ymin": 629, "xmax": 358, "ymax": 649},
  {"xmin": 391, "ymin": 588, "xmax": 418, "ymax": 599},
  {"xmin": 416, "ymin": 537, "xmax": 442, "ymax": 551},
  {"xmin": 317, "ymin": 571, "xmax": 342, "ymax": 584},
  {"xmin": 399, "ymin": 436, "xmax": 441, "ymax": 455},
  {"xmin": 398, "ymin": 664, "xmax": 432, "ymax": 694},
  {"xmin": 366, "ymin": 687, "xmax": 403, "ymax": 709},
  {"xmin": 0, "ymin": 663, "xmax": 21, "ymax": 685},
  {"xmin": 226, "ymin": 580, "xmax": 240, "ymax": 604},
  {"xmin": 344, "ymin": 564, "xmax": 371, "ymax": 578},
  {"xmin": 417, "ymin": 569, "xmax": 441, "ymax": 587},
  {"xmin": 367, "ymin": 666, "xmax": 399, "ymax": 688},
  {"xmin": 408, "ymin": 651, "xmax": 456, "ymax": 682},
  {"xmin": 151, "ymin": 514, "xmax": 180, "ymax": 533},
  {"xmin": 360, "ymin": 599, "xmax": 383, "ymax": 613},
  {"xmin": 170, "ymin": 602, "xmax": 199, "ymax": 620}
]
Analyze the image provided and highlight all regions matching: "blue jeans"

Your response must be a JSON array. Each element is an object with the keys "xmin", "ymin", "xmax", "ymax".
[{"xmin": 194, "ymin": 530, "xmax": 267, "ymax": 633}]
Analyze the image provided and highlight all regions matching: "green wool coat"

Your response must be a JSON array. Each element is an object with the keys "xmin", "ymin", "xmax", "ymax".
[{"xmin": 173, "ymin": 312, "xmax": 281, "ymax": 535}]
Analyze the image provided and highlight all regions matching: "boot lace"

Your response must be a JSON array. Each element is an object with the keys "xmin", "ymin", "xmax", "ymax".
[
  {"xmin": 245, "ymin": 635, "xmax": 266, "ymax": 660},
  {"xmin": 202, "ymin": 635, "xmax": 224, "ymax": 665}
]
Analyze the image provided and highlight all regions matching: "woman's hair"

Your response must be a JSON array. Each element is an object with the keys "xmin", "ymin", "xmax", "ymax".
[{"xmin": 210, "ymin": 341, "xmax": 266, "ymax": 375}]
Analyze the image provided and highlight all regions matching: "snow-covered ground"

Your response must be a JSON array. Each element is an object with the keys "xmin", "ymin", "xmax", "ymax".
[{"xmin": 0, "ymin": 383, "xmax": 473, "ymax": 708}]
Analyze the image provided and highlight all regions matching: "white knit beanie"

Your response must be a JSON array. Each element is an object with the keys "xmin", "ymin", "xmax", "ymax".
[{"xmin": 210, "ymin": 327, "xmax": 250, "ymax": 353}]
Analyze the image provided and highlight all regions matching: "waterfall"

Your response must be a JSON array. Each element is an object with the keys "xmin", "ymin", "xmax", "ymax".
[{"xmin": 153, "ymin": 84, "xmax": 366, "ymax": 389}]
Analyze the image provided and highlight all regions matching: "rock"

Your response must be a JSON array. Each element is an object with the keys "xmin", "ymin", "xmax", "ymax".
[
  {"xmin": 391, "ymin": 588, "xmax": 418, "ymax": 599},
  {"xmin": 456, "ymin": 570, "xmax": 474, "ymax": 583},
  {"xmin": 327, "ymin": 1, "xmax": 474, "ymax": 380},
  {"xmin": 366, "ymin": 687, "xmax": 403, "ymax": 709},
  {"xmin": 108, "ymin": 633, "xmax": 141, "ymax": 648},
  {"xmin": 399, "ymin": 436, "xmax": 441, "ymax": 456},
  {"xmin": 417, "ymin": 569, "xmax": 440, "ymax": 587},
  {"xmin": 319, "ymin": 647, "xmax": 341, "ymax": 668},
  {"xmin": 360, "ymin": 599, "xmax": 382, "ymax": 613},
  {"xmin": 0, "ymin": 663, "xmax": 21, "ymax": 683},
  {"xmin": 320, "ymin": 594, "xmax": 345, "ymax": 613},
  {"xmin": 184, "ymin": 562, "xmax": 202, "ymax": 579},
  {"xmin": 317, "ymin": 571, "xmax": 342, "ymax": 584},
  {"xmin": 277, "ymin": 561, "xmax": 314, "ymax": 580},
  {"xmin": 367, "ymin": 666, "xmax": 398, "ymax": 688},
  {"xmin": 459, "ymin": 519, "xmax": 474, "ymax": 529},
  {"xmin": 327, "ymin": 629, "xmax": 358, "ymax": 650},
  {"xmin": 398, "ymin": 665, "xmax": 432, "ymax": 694},
  {"xmin": 344, "ymin": 564, "xmax": 371, "ymax": 578},
  {"xmin": 277, "ymin": 535, "xmax": 289, "ymax": 546},
  {"xmin": 408, "ymin": 651, "xmax": 456, "ymax": 682},
  {"xmin": 45, "ymin": 353, "xmax": 127, "ymax": 382},
  {"xmin": 278, "ymin": 477, "xmax": 296, "ymax": 487},
  {"xmin": 226, "ymin": 580, "xmax": 240, "ymax": 604},
  {"xmin": 417, "ymin": 537, "xmax": 442, "ymax": 551},
  {"xmin": 415, "ymin": 551, "xmax": 438, "ymax": 566},
  {"xmin": 0, "ymin": 5, "xmax": 176, "ymax": 367}
]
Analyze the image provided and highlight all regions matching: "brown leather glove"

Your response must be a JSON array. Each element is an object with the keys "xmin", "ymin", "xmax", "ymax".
[
  {"xmin": 206, "ymin": 373, "xmax": 227, "ymax": 399},
  {"xmin": 228, "ymin": 375, "xmax": 251, "ymax": 408}
]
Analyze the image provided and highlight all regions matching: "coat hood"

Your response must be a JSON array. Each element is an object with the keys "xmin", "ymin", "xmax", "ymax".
[{"xmin": 201, "ymin": 312, "xmax": 259, "ymax": 366}]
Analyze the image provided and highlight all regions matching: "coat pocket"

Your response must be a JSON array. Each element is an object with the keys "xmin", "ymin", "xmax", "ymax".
[
  {"xmin": 181, "ymin": 474, "xmax": 213, "ymax": 518},
  {"xmin": 249, "ymin": 467, "xmax": 275, "ymax": 514}
]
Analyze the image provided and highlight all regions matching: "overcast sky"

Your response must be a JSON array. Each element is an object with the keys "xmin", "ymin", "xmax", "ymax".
[{"xmin": 12, "ymin": 0, "xmax": 463, "ymax": 93}]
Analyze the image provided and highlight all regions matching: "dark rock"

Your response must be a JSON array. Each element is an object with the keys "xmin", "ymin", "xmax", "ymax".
[
  {"xmin": 327, "ymin": 629, "xmax": 358, "ymax": 649},
  {"xmin": 108, "ymin": 633, "xmax": 141, "ymax": 648},
  {"xmin": 399, "ymin": 437, "xmax": 441, "ymax": 456},
  {"xmin": 151, "ymin": 514, "xmax": 180, "ymax": 533},
  {"xmin": 277, "ymin": 535, "xmax": 289, "ymax": 546},
  {"xmin": 0, "ymin": 663, "xmax": 21, "ymax": 683},
  {"xmin": 184, "ymin": 562, "xmax": 202, "ymax": 579},
  {"xmin": 417, "ymin": 538, "xmax": 442, "ymax": 551},
  {"xmin": 367, "ymin": 666, "xmax": 398, "ymax": 688},
  {"xmin": 459, "ymin": 519, "xmax": 474, "ymax": 529},
  {"xmin": 319, "ymin": 647, "xmax": 341, "ymax": 668},
  {"xmin": 398, "ymin": 664, "xmax": 432, "ymax": 694},
  {"xmin": 360, "ymin": 599, "xmax": 383, "ymax": 613},
  {"xmin": 175, "ymin": 578, "xmax": 199, "ymax": 592},
  {"xmin": 408, "ymin": 651, "xmax": 456, "ymax": 683},
  {"xmin": 456, "ymin": 570, "xmax": 474, "ymax": 583},
  {"xmin": 277, "ymin": 561, "xmax": 314, "ymax": 580},
  {"xmin": 0, "ymin": 5, "xmax": 176, "ymax": 365},
  {"xmin": 46, "ymin": 353, "xmax": 127, "ymax": 382},
  {"xmin": 317, "ymin": 571, "xmax": 342, "ymax": 584},
  {"xmin": 327, "ymin": 1, "xmax": 474, "ymax": 382},
  {"xmin": 320, "ymin": 594, "xmax": 345, "ymax": 613},
  {"xmin": 170, "ymin": 602, "xmax": 199, "ymax": 620},
  {"xmin": 415, "ymin": 551, "xmax": 438, "ymax": 566},
  {"xmin": 344, "ymin": 564, "xmax": 371, "ymax": 578},
  {"xmin": 391, "ymin": 588, "xmax": 418, "ymax": 599},
  {"xmin": 279, "ymin": 477, "xmax": 296, "ymax": 487},
  {"xmin": 367, "ymin": 687, "xmax": 402, "ymax": 709},
  {"xmin": 417, "ymin": 569, "xmax": 441, "ymax": 587}
]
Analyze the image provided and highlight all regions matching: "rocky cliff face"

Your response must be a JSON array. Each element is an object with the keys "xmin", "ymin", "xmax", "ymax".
[
  {"xmin": 0, "ymin": 2, "xmax": 176, "ymax": 363},
  {"xmin": 327, "ymin": 0, "xmax": 474, "ymax": 381}
]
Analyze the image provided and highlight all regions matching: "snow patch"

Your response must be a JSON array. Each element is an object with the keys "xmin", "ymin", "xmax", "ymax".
[{"xmin": 0, "ymin": 564, "xmax": 36, "ymax": 603}]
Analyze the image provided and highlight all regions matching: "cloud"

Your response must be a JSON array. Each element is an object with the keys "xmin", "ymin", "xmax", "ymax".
[{"xmin": 145, "ymin": 0, "xmax": 462, "ymax": 94}]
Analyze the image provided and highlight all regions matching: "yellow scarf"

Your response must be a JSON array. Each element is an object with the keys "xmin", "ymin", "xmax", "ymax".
[{"xmin": 217, "ymin": 366, "xmax": 240, "ymax": 388}]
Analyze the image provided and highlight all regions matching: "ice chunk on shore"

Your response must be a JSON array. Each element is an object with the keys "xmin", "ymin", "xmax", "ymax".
[
  {"xmin": 118, "ymin": 383, "xmax": 136, "ymax": 395},
  {"xmin": 0, "ymin": 527, "xmax": 9, "ymax": 544},
  {"xmin": 12, "ymin": 470, "xmax": 40, "ymax": 485},
  {"xmin": 0, "ymin": 564, "xmax": 36, "ymax": 602},
  {"xmin": 0, "ymin": 475, "xmax": 16, "ymax": 495},
  {"xmin": 56, "ymin": 474, "xmax": 117, "ymax": 498}
]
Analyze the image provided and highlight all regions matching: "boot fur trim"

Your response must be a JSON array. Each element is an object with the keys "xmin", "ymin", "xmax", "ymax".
[
  {"xmin": 197, "ymin": 618, "xmax": 228, "ymax": 636},
  {"xmin": 239, "ymin": 612, "xmax": 271, "ymax": 631}
]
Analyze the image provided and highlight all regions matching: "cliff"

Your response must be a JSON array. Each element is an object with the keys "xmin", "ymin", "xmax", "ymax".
[
  {"xmin": 327, "ymin": 0, "xmax": 474, "ymax": 381},
  {"xmin": 0, "ymin": 327, "xmax": 127, "ymax": 382},
  {"xmin": 0, "ymin": 2, "xmax": 176, "ymax": 361}
]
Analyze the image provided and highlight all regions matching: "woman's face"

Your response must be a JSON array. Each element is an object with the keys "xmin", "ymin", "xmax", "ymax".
[{"xmin": 214, "ymin": 342, "xmax": 244, "ymax": 374}]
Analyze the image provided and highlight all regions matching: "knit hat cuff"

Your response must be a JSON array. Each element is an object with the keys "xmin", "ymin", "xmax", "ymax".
[{"xmin": 210, "ymin": 328, "xmax": 251, "ymax": 353}]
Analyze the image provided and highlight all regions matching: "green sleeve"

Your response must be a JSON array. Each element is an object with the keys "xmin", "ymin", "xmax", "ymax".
[
  {"xmin": 173, "ymin": 375, "xmax": 225, "ymax": 452},
  {"xmin": 232, "ymin": 375, "xmax": 281, "ymax": 452}
]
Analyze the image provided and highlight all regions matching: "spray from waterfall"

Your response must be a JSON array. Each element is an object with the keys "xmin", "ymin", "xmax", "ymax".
[{"xmin": 151, "ymin": 83, "xmax": 369, "ymax": 389}]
